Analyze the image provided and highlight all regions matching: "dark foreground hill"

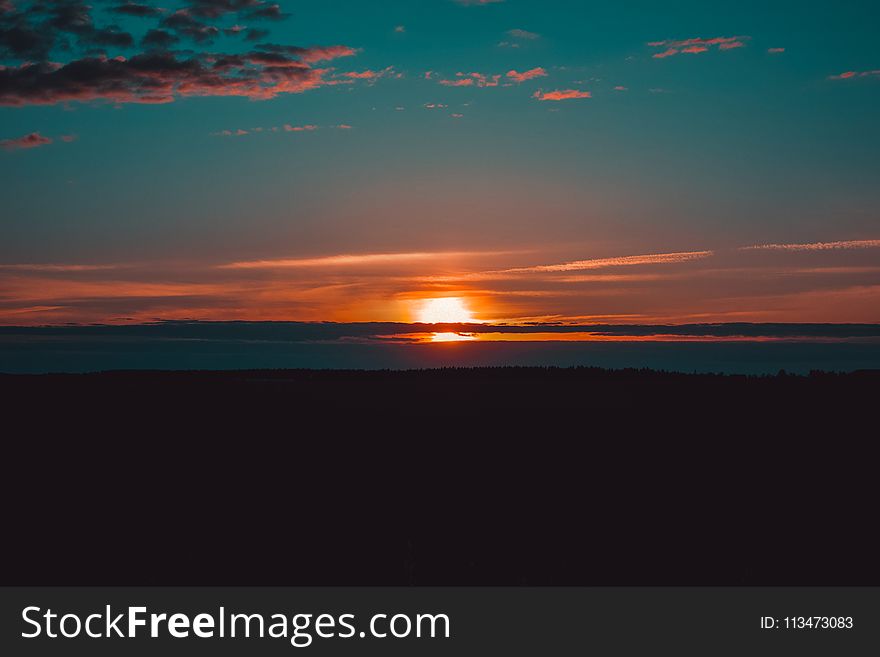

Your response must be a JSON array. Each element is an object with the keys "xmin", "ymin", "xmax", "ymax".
[{"xmin": 2, "ymin": 367, "xmax": 877, "ymax": 585}]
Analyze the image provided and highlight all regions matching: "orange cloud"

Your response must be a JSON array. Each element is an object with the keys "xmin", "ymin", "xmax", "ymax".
[
  {"xmin": 219, "ymin": 250, "xmax": 518, "ymax": 269},
  {"xmin": 532, "ymin": 89, "xmax": 591, "ymax": 101},
  {"xmin": 648, "ymin": 36, "xmax": 749, "ymax": 59},
  {"xmin": 439, "ymin": 78, "xmax": 473, "ymax": 87},
  {"xmin": 497, "ymin": 250, "xmax": 714, "ymax": 274},
  {"xmin": 343, "ymin": 70, "xmax": 378, "ymax": 79},
  {"xmin": 506, "ymin": 67, "xmax": 547, "ymax": 83}
]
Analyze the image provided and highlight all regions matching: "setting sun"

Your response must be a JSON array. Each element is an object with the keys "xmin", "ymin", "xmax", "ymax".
[{"xmin": 418, "ymin": 297, "xmax": 476, "ymax": 325}]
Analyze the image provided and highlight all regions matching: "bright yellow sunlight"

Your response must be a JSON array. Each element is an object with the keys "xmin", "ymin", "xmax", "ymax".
[
  {"xmin": 417, "ymin": 297, "xmax": 477, "ymax": 342},
  {"xmin": 418, "ymin": 297, "xmax": 475, "ymax": 324}
]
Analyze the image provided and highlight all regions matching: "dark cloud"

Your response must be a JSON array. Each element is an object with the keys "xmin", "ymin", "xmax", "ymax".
[
  {"xmin": 161, "ymin": 10, "xmax": 220, "ymax": 44},
  {"xmin": 110, "ymin": 3, "xmax": 163, "ymax": 18},
  {"xmin": 188, "ymin": 0, "xmax": 265, "ymax": 18},
  {"xmin": 244, "ymin": 27, "xmax": 269, "ymax": 41},
  {"xmin": 142, "ymin": 28, "xmax": 179, "ymax": 50},
  {"xmin": 1, "ymin": 1, "xmax": 287, "ymax": 58},
  {"xmin": 220, "ymin": 24, "xmax": 268, "ymax": 40},
  {"xmin": 244, "ymin": 3, "xmax": 285, "ymax": 20},
  {"xmin": 0, "ymin": 1, "xmax": 353, "ymax": 107},
  {"xmin": 177, "ymin": 1, "xmax": 287, "ymax": 21},
  {"xmin": 0, "ymin": 1, "xmax": 133, "ymax": 59},
  {"xmin": 0, "ymin": 47, "xmax": 355, "ymax": 106},
  {"xmin": 255, "ymin": 43, "xmax": 357, "ymax": 63}
]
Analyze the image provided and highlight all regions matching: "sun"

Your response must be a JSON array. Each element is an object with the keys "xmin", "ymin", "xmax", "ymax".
[{"xmin": 418, "ymin": 297, "xmax": 476, "ymax": 324}]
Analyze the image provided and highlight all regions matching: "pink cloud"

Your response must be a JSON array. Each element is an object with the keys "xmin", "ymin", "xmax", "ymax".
[
  {"xmin": 335, "ymin": 124, "xmax": 353, "ymax": 129},
  {"xmin": 439, "ymin": 78, "xmax": 473, "ymax": 87},
  {"xmin": 532, "ymin": 89, "xmax": 591, "ymax": 101},
  {"xmin": 768, "ymin": 48, "xmax": 785, "ymax": 54},
  {"xmin": 339, "ymin": 66, "xmax": 399, "ymax": 83},
  {"xmin": 828, "ymin": 70, "xmax": 880, "ymax": 80},
  {"xmin": 648, "ymin": 36, "xmax": 749, "ymax": 58},
  {"xmin": 283, "ymin": 124, "xmax": 318, "ymax": 132},
  {"xmin": 296, "ymin": 45, "xmax": 358, "ymax": 64},
  {"xmin": 506, "ymin": 67, "xmax": 547, "ymax": 83},
  {"xmin": 343, "ymin": 70, "xmax": 378, "ymax": 79},
  {"xmin": 652, "ymin": 48, "xmax": 678, "ymax": 58},
  {"xmin": 1, "ymin": 132, "xmax": 52, "ymax": 150},
  {"xmin": 60, "ymin": 134, "xmax": 78, "ymax": 142},
  {"xmin": 613, "ymin": 85, "xmax": 628, "ymax": 91}
]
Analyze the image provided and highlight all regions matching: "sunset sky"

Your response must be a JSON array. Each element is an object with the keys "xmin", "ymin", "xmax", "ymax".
[{"xmin": 2, "ymin": 0, "xmax": 879, "ymax": 326}]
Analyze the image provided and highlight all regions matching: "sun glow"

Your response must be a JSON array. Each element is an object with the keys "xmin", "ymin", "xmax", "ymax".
[
  {"xmin": 417, "ymin": 297, "xmax": 478, "ymax": 342},
  {"xmin": 418, "ymin": 297, "xmax": 476, "ymax": 324}
]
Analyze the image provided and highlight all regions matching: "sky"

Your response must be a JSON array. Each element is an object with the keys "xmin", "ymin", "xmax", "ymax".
[{"xmin": 1, "ymin": 0, "xmax": 879, "ymax": 327}]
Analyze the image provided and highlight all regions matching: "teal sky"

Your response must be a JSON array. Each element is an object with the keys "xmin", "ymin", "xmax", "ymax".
[{"xmin": 1, "ymin": 1, "xmax": 879, "ymax": 325}]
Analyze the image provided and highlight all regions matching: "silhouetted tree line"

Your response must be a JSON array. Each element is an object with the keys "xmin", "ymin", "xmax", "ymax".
[{"xmin": 2, "ymin": 366, "xmax": 876, "ymax": 586}]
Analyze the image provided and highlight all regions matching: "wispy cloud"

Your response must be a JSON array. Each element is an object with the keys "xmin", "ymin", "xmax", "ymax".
[
  {"xmin": 497, "ymin": 250, "xmax": 714, "ymax": 274},
  {"xmin": 1, "ymin": 132, "xmax": 52, "ymax": 151},
  {"xmin": 338, "ymin": 66, "xmax": 400, "ymax": 84},
  {"xmin": 438, "ymin": 72, "xmax": 501, "ymax": 87},
  {"xmin": 212, "ymin": 124, "xmax": 319, "ymax": 137},
  {"xmin": 828, "ymin": 70, "xmax": 880, "ymax": 80},
  {"xmin": 507, "ymin": 28, "xmax": 539, "ymax": 40},
  {"xmin": 0, "ymin": 263, "xmax": 118, "ymax": 272},
  {"xmin": 507, "ymin": 67, "xmax": 547, "ymax": 83},
  {"xmin": 532, "ymin": 89, "xmax": 591, "ymax": 101},
  {"xmin": 741, "ymin": 239, "xmax": 880, "ymax": 252},
  {"xmin": 767, "ymin": 47, "xmax": 785, "ymax": 54},
  {"xmin": 219, "ymin": 250, "xmax": 517, "ymax": 269},
  {"xmin": 648, "ymin": 36, "xmax": 748, "ymax": 59}
]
